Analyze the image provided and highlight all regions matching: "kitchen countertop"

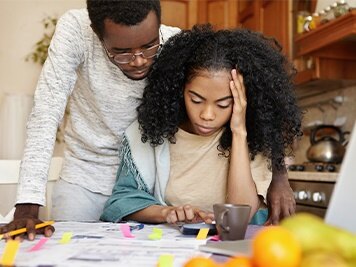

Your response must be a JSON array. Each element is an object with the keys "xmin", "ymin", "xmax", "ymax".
[{"xmin": 288, "ymin": 171, "xmax": 338, "ymax": 182}]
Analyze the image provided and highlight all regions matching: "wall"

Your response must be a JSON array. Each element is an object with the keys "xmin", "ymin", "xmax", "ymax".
[
  {"xmin": 0, "ymin": 0, "xmax": 85, "ymax": 95},
  {"xmin": 293, "ymin": 85, "xmax": 356, "ymax": 163},
  {"xmin": 0, "ymin": 0, "xmax": 85, "ymax": 159}
]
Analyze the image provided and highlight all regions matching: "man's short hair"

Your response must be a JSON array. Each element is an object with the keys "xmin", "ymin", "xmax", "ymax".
[{"xmin": 87, "ymin": 0, "xmax": 161, "ymax": 39}]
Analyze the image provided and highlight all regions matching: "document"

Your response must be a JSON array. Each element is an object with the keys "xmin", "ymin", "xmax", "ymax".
[{"xmin": 0, "ymin": 221, "xmax": 211, "ymax": 267}]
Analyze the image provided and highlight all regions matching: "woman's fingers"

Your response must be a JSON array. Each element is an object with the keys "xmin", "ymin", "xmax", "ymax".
[
  {"xmin": 183, "ymin": 205, "xmax": 195, "ymax": 221},
  {"xmin": 231, "ymin": 69, "xmax": 246, "ymax": 106},
  {"xmin": 196, "ymin": 210, "xmax": 214, "ymax": 224}
]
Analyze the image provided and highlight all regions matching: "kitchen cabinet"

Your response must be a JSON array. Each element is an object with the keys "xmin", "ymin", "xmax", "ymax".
[
  {"xmin": 294, "ymin": 9, "xmax": 356, "ymax": 98},
  {"xmin": 161, "ymin": 0, "xmax": 198, "ymax": 30},
  {"xmin": 161, "ymin": 0, "xmax": 238, "ymax": 30},
  {"xmin": 161, "ymin": 1, "xmax": 356, "ymax": 98},
  {"xmin": 238, "ymin": 0, "xmax": 290, "ymax": 57},
  {"xmin": 162, "ymin": 0, "xmax": 289, "ymax": 55}
]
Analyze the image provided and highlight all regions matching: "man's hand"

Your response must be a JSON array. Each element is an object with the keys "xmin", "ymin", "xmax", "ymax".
[
  {"xmin": 0, "ymin": 204, "xmax": 54, "ymax": 240},
  {"xmin": 163, "ymin": 205, "xmax": 214, "ymax": 224},
  {"xmin": 265, "ymin": 168, "xmax": 296, "ymax": 225}
]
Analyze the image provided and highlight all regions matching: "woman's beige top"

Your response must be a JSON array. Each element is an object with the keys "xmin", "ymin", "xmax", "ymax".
[{"xmin": 165, "ymin": 128, "xmax": 272, "ymax": 211}]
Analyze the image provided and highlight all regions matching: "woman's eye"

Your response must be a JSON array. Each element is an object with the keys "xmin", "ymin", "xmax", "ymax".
[
  {"xmin": 191, "ymin": 99, "xmax": 201, "ymax": 104},
  {"xmin": 218, "ymin": 105, "xmax": 230, "ymax": 109}
]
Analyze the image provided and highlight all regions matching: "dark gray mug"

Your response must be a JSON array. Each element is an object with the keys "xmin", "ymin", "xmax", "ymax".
[{"xmin": 213, "ymin": 203, "xmax": 251, "ymax": 241}]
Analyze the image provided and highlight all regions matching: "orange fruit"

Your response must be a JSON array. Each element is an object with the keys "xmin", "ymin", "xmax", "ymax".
[
  {"xmin": 223, "ymin": 256, "xmax": 253, "ymax": 267},
  {"xmin": 252, "ymin": 226, "xmax": 301, "ymax": 267},
  {"xmin": 184, "ymin": 257, "xmax": 218, "ymax": 267}
]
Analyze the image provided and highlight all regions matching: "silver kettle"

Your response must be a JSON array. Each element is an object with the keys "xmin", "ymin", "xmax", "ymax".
[{"xmin": 306, "ymin": 125, "xmax": 349, "ymax": 163}]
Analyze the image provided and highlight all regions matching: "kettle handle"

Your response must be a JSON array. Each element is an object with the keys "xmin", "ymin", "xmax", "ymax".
[
  {"xmin": 342, "ymin": 131, "xmax": 350, "ymax": 146},
  {"xmin": 310, "ymin": 125, "xmax": 344, "ymax": 145}
]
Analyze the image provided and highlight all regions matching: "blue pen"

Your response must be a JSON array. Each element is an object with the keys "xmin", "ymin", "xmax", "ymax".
[{"xmin": 129, "ymin": 224, "xmax": 144, "ymax": 231}]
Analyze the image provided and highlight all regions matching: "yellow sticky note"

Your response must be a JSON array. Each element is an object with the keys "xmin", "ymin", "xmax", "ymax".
[
  {"xmin": 196, "ymin": 228, "xmax": 209, "ymax": 240},
  {"xmin": 0, "ymin": 239, "xmax": 20, "ymax": 266},
  {"xmin": 158, "ymin": 254, "xmax": 174, "ymax": 267},
  {"xmin": 59, "ymin": 232, "xmax": 73, "ymax": 244},
  {"xmin": 153, "ymin": 228, "xmax": 163, "ymax": 235},
  {"xmin": 149, "ymin": 227, "xmax": 163, "ymax": 240},
  {"xmin": 149, "ymin": 233, "xmax": 162, "ymax": 240}
]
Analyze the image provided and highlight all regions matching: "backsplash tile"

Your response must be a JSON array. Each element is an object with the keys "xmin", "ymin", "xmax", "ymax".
[{"xmin": 293, "ymin": 85, "xmax": 356, "ymax": 163}]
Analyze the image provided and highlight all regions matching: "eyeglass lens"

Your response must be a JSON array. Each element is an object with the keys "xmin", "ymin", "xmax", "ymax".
[{"xmin": 113, "ymin": 44, "xmax": 161, "ymax": 64}]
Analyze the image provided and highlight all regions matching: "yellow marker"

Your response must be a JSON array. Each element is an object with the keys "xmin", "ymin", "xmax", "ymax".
[
  {"xmin": 0, "ymin": 221, "xmax": 54, "ymax": 240},
  {"xmin": 0, "ymin": 240, "xmax": 20, "ymax": 266},
  {"xmin": 196, "ymin": 228, "xmax": 209, "ymax": 240},
  {"xmin": 59, "ymin": 232, "xmax": 73, "ymax": 244},
  {"xmin": 158, "ymin": 254, "xmax": 174, "ymax": 267}
]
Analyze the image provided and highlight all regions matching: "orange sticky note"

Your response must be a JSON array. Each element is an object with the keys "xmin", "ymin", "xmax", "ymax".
[
  {"xmin": 0, "ymin": 239, "xmax": 20, "ymax": 266},
  {"xmin": 158, "ymin": 254, "xmax": 174, "ymax": 267},
  {"xmin": 196, "ymin": 228, "xmax": 209, "ymax": 239}
]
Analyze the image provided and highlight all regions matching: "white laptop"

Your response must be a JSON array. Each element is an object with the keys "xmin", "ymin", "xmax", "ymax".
[
  {"xmin": 325, "ymin": 122, "xmax": 356, "ymax": 233},
  {"xmin": 200, "ymin": 122, "xmax": 356, "ymax": 255}
]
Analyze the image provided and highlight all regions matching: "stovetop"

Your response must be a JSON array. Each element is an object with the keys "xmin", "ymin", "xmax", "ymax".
[{"xmin": 288, "ymin": 162, "xmax": 340, "ymax": 173}]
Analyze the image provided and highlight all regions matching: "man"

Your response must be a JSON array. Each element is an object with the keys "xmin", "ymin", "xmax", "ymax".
[
  {"xmin": 0, "ymin": 0, "xmax": 179, "ymax": 239},
  {"xmin": 0, "ymin": 0, "xmax": 295, "ymax": 240}
]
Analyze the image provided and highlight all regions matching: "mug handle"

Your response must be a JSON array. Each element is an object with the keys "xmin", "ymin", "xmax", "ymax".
[{"xmin": 219, "ymin": 209, "xmax": 230, "ymax": 232}]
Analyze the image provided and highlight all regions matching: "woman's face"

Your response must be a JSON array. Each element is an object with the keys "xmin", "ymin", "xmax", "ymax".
[{"xmin": 181, "ymin": 69, "xmax": 233, "ymax": 136}]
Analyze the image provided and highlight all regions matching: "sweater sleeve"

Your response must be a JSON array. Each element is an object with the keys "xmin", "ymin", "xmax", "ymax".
[
  {"xmin": 100, "ymin": 158, "xmax": 161, "ymax": 223},
  {"xmin": 16, "ymin": 10, "xmax": 85, "ymax": 206}
]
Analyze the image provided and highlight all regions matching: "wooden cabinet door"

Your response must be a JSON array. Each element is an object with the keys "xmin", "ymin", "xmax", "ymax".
[
  {"xmin": 199, "ymin": 0, "xmax": 238, "ymax": 29},
  {"xmin": 161, "ymin": 0, "xmax": 238, "ymax": 30},
  {"xmin": 237, "ymin": 0, "xmax": 290, "ymax": 57},
  {"xmin": 260, "ymin": 0, "xmax": 290, "ymax": 57},
  {"xmin": 161, "ymin": 0, "xmax": 198, "ymax": 29},
  {"xmin": 238, "ymin": 0, "xmax": 259, "ymax": 31}
]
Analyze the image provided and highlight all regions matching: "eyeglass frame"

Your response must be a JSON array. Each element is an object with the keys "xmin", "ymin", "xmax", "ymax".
[{"xmin": 101, "ymin": 29, "xmax": 164, "ymax": 65}]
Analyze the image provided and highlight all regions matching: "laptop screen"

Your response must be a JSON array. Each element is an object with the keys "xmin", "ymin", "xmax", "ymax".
[{"xmin": 325, "ymin": 122, "xmax": 356, "ymax": 233}]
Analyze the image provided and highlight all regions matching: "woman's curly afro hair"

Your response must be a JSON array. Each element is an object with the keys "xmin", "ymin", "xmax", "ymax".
[
  {"xmin": 87, "ymin": 0, "xmax": 161, "ymax": 39},
  {"xmin": 138, "ymin": 24, "xmax": 303, "ymax": 171}
]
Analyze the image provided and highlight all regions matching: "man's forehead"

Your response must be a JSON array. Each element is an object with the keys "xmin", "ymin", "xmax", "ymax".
[{"xmin": 102, "ymin": 12, "xmax": 159, "ymax": 48}]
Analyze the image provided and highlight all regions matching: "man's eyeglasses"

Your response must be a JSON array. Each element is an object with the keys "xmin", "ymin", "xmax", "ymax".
[{"xmin": 102, "ymin": 41, "xmax": 162, "ymax": 65}]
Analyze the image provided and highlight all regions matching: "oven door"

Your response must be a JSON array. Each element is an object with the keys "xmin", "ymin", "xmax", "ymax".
[
  {"xmin": 289, "ymin": 179, "xmax": 335, "ymax": 218},
  {"xmin": 294, "ymin": 204, "xmax": 326, "ymax": 218}
]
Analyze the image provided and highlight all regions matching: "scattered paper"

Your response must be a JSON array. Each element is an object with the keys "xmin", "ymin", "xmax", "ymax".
[{"xmin": 0, "ymin": 221, "xmax": 210, "ymax": 267}]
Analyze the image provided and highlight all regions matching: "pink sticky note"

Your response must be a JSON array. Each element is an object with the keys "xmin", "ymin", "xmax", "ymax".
[
  {"xmin": 28, "ymin": 237, "xmax": 49, "ymax": 252},
  {"xmin": 120, "ymin": 224, "xmax": 135, "ymax": 238},
  {"xmin": 209, "ymin": 235, "xmax": 220, "ymax": 241}
]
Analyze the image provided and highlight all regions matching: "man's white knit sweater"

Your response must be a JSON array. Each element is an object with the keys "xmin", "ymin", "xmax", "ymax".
[{"xmin": 16, "ymin": 9, "xmax": 180, "ymax": 206}]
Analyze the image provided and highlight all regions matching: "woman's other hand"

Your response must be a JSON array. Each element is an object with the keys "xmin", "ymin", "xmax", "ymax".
[
  {"xmin": 163, "ymin": 205, "xmax": 214, "ymax": 224},
  {"xmin": 229, "ymin": 69, "xmax": 247, "ymax": 135}
]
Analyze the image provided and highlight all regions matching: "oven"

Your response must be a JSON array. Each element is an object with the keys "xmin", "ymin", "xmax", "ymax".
[{"xmin": 288, "ymin": 162, "xmax": 339, "ymax": 218}]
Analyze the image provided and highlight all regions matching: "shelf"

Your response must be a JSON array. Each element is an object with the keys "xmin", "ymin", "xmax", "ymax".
[
  {"xmin": 295, "ymin": 10, "xmax": 356, "ymax": 56},
  {"xmin": 294, "ymin": 10, "xmax": 356, "ymax": 97}
]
